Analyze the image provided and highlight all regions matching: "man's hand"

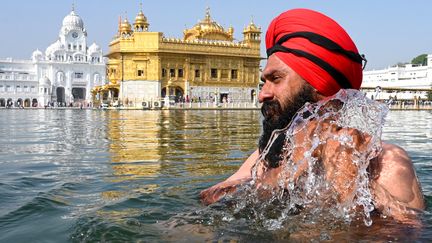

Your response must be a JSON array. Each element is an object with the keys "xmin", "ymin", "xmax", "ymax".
[
  {"xmin": 200, "ymin": 179, "xmax": 249, "ymax": 205},
  {"xmin": 200, "ymin": 150, "xmax": 259, "ymax": 205}
]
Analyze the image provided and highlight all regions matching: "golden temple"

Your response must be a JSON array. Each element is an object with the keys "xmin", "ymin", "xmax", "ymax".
[{"xmin": 93, "ymin": 7, "xmax": 261, "ymax": 107}]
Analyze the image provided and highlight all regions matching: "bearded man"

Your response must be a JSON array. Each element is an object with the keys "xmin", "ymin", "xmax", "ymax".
[{"xmin": 200, "ymin": 9, "xmax": 424, "ymax": 221}]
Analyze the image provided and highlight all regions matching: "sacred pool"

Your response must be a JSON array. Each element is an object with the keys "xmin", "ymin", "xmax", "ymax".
[{"xmin": 0, "ymin": 108, "xmax": 430, "ymax": 241}]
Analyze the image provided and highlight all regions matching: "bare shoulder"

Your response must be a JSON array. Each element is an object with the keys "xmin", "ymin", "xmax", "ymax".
[
  {"xmin": 380, "ymin": 143, "xmax": 413, "ymax": 168},
  {"xmin": 373, "ymin": 142, "xmax": 425, "ymax": 210}
]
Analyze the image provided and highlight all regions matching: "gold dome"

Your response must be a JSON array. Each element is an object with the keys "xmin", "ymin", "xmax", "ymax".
[
  {"xmin": 135, "ymin": 10, "xmax": 147, "ymax": 25},
  {"xmin": 134, "ymin": 10, "xmax": 149, "ymax": 31},
  {"xmin": 242, "ymin": 18, "xmax": 261, "ymax": 43},
  {"xmin": 120, "ymin": 18, "xmax": 132, "ymax": 34},
  {"xmin": 183, "ymin": 7, "xmax": 233, "ymax": 41},
  {"xmin": 243, "ymin": 18, "xmax": 261, "ymax": 33}
]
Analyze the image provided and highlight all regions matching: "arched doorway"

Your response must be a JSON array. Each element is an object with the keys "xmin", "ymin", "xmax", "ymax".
[
  {"xmin": 72, "ymin": 87, "xmax": 86, "ymax": 101},
  {"xmin": 0, "ymin": 98, "xmax": 5, "ymax": 107},
  {"xmin": 6, "ymin": 98, "xmax": 13, "ymax": 107},
  {"xmin": 16, "ymin": 98, "xmax": 23, "ymax": 107},
  {"xmin": 24, "ymin": 98, "xmax": 31, "ymax": 107},
  {"xmin": 56, "ymin": 87, "xmax": 65, "ymax": 103},
  {"xmin": 32, "ymin": 98, "xmax": 38, "ymax": 107},
  {"xmin": 251, "ymin": 89, "xmax": 256, "ymax": 102},
  {"xmin": 111, "ymin": 88, "xmax": 119, "ymax": 99},
  {"xmin": 162, "ymin": 86, "xmax": 184, "ymax": 102},
  {"xmin": 161, "ymin": 87, "xmax": 167, "ymax": 98}
]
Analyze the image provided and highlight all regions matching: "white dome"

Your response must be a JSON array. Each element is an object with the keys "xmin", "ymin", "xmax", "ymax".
[
  {"xmin": 88, "ymin": 43, "xmax": 101, "ymax": 54},
  {"xmin": 32, "ymin": 49, "xmax": 43, "ymax": 61},
  {"xmin": 62, "ymin": 10, "xmax": 84, "ymax": 30},
  {"xmin": 39, "ymin": 76, "xmax": 51, "ymax": 86}
]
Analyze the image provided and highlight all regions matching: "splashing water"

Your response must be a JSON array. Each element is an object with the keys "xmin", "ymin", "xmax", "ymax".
[{"xmin": 228, "ymin": 89, "xmax": 389, "ymax": 230}]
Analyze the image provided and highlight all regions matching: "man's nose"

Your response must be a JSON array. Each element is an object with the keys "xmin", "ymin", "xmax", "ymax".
[{"xmin": 258, "ymin": 82, "xmax": 274, "ymax": 103}]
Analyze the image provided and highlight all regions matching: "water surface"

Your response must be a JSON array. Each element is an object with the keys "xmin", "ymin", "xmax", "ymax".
[{"xmin": 0, "ymin": 109, "xmax": 430, "ymax": 241}]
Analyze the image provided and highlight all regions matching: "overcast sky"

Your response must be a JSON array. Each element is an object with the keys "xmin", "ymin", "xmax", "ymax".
[{"xmin": 1, "ymin": 0, "xmax": 431, "ymax": 70}]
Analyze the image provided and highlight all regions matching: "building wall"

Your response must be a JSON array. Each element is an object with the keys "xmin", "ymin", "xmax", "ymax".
[
  {"xmin": 0, "ymin": 59, "xmax": 106, "ymax": 107},
  {"xmin": 361, "ymin": 54, "xmax": 432, "ymax": 100}
]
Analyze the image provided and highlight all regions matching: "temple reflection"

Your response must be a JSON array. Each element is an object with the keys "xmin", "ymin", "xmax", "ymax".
[
  {"xmin": 105, "ymin": 110, "xmax": 261, "ymax": 183},
  {"xmin": 107, "ymin": 110, "xmax": 163, "ymax": 181}
]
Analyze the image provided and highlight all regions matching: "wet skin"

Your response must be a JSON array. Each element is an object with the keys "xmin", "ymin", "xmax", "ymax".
[{"xmin": 200, "ymin": 55, "xmax": 425, "ymax": 221}]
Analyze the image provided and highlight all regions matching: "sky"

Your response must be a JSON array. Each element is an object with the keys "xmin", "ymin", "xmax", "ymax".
[{"xmin": 1, "ymin": 0, "xmax": 432, "ymax": 70}]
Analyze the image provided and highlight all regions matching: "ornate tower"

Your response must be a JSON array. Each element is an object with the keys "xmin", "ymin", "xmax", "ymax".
[
  {"xmin": 119, "ymin": 17, "xmax": 133, "ymax": 37},
  {"xmin": 242, "ymin": 17, "xmax": 261, "ymax": 48},
  {"xmin": 134, "ymin": 4, "xmax": 149, "ymax": 32}
]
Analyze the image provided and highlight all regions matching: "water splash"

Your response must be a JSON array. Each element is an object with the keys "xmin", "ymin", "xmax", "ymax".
[{"xmin": 232, "ymin": 89, "xmax": 389, "ymax": 229}]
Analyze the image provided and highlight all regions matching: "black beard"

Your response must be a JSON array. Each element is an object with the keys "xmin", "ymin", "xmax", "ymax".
[{"xmin": 259, "ymin": 85, "xmax": 317, "ymax": 168}]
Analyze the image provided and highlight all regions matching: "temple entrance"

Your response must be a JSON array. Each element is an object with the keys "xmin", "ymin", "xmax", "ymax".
[
  {"xmin": 220, "ymin": 93, "xmax": 228, "ymax": 103},
  {"xmin": 162, "ymin": 86, "xmax": 183, "ymax": 102},
  {"xmin": 251, "ymin": 89, "xmax": 256, "ymax": 102},
  {"xmin": 0, "ymin": 98, "xmax": 5, "ymax": 107},
  {"xmin": 72, "ymin": 87, "xmax": 86, "ymax": 101},
  {"xmin": 24, "ymin": 98, "xmax": 31, "ymax": 107},
  {"xmin": 56, "ymin": 87, "xmax": 65, "ymax": 103}
]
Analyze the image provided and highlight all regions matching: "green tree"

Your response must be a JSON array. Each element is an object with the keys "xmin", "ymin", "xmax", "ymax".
[
  {"xmin": 427, "ymin": 90, "xmax": 432, "ymax": 101},
  {"xmin": 411, "ymin": 54, "xmax": 428, "ymax": 66}
]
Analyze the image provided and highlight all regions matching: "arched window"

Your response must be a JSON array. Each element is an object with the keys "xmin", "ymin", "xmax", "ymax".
[{"xmin": 93, "ymin": 73, "xmax": 100, "ymax": 85}]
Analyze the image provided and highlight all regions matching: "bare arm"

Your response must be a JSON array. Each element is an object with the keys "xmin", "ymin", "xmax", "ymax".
[
  {"xmin": 226, "ymin": 149, "xmax": 259, "ymax": 181},
  {"xmin": 371, "ymin": 143, "xmax": 425, "ymax": 220},
  {"xmin": 200, "ymin": 149, "xmax": 259, "ymax": 205}
]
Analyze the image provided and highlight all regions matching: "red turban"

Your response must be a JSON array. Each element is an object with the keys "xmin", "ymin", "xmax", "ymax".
[{"xmin": 265, "ymin": 9, "xmax": 364, "ymax": 96}]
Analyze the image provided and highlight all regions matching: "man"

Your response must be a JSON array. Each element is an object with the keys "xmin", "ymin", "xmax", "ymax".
[{"xmin": 200, "ymin": 9, "xmax": 425, "ymax": 221}]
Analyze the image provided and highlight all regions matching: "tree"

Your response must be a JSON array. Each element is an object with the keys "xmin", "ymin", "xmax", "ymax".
[
  {"xmin": 427, "ymin": 90, "xmax": 432, "ymax": 101},
  {"xmin": 411, "ymin": 54, "xmax": 428, "ymax": 66}
]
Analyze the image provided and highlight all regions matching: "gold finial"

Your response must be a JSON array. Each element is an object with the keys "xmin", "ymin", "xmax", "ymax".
[
  {"xmin": 250, "ymin": 15, "xmax": 254, "ymax": 24},
  {"xmin": 118, "ymin": 15, "xmax": 122, "ymax": 33},
  {"xmin": 205, "ymin": 7, "xmax": 211, "ymax": 21},
  {"xmin": 140, "ymin": 1, "xmax": 143, "ymax": 11}
]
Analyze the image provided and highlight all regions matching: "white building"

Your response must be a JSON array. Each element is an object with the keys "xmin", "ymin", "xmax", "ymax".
[
  {"xmin": 362, "ymin": 54, "xmax": 432, "ymax": 101},
  {"xmin": 0, "ymin": 7, "xmax": 106, "ymax": 108}
]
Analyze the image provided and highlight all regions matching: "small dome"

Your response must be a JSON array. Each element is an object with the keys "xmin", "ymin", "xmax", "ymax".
[
  {"xmin": 62, "ymin": 10, "xmax": 84, "ymax": 30},
  {"xmin": 243, "ymin": 19, "xmax": 261, "ymax": 33},
  {"xmin": 134, "ymin": 9, "xmax": 149, "ymax": 32},
  {"xmin": 88, "ymin": 43, "xmax": 101, "ymax": 54},
  {"xmin": 135, "ymin": 10, "xmax": 147, "ymax": 25},
  {"xmin": 39, "ymin": 76, "xmax": 51, "ymax": 86},
  {"xmin": 32, "ymin": 49, "xmax": 43, "ymax": 61},
  {"xmin": 120, "ymin": 18, "xmax": 132, "ymax": 33}
]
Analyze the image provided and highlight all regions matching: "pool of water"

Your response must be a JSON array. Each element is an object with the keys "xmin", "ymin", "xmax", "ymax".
[{"xmin": 0, "ymin": 109, "xmax": 430, "ymax": 241}]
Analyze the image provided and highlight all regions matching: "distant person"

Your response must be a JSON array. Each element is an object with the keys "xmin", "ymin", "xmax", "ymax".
[{"xmin": 200, "ymin": 8, "xmax": 424, "ymax": 221}]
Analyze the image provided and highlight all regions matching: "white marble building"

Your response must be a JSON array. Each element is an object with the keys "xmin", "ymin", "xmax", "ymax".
[
  {"xmin": 0, "ymin": 7, "xmax": 106, "ymax": 108},
  {"xmin": 362, "ymin": 54, "xmax": 432, "ymax": 100}
]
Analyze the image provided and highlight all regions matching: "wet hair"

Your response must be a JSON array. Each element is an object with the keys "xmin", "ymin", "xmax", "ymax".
[{"xmin": 259, "ymin": 83, "xmax": 318, "ymax": 168}]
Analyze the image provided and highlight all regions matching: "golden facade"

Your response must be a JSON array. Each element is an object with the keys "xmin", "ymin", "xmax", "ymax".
[{"xmin": 95, "ymin": 7, "xmax": 261, "ymax": 106}]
